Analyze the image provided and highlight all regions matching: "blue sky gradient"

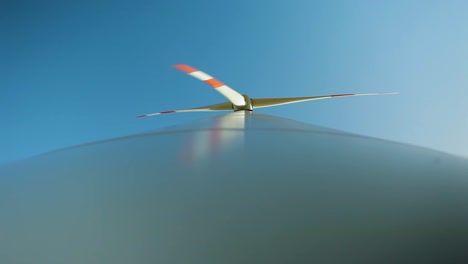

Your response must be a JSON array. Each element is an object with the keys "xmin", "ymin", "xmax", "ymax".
[{"xmin": 2, "ymin": 0, "xmax": 468, "ymax": 164}]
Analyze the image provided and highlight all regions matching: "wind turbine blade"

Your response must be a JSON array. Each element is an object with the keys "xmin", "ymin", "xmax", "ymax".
[
  {"xmin": 136, "ymin": 102, "xmax": 233, "ymax": 118},
  {"xmin": 252, "ymin": 92, "xmax": 399, "ymax": 109},
  {"xmin": 173, "ymin": 64, "xmax": 246, "ymax": 107}
]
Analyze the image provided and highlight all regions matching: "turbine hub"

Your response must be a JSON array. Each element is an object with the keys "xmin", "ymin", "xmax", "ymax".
[{"xmin": 234, "ymin": 94, "xmax": 253, "ymax": 111}]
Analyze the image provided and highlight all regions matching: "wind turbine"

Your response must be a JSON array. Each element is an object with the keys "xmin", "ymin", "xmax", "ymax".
[
  {"xmin": 2, "ymin": 65, "xmax": 468, "ymax": 263},
  {"xmin": 136, "ymin": 64, "xmax": 398, "ymax": 118}
]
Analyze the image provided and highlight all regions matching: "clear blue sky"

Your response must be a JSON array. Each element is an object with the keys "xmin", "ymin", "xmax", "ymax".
[{"xmin": 2, "ymin": 0, "xmax": 468, "ymax": 165}]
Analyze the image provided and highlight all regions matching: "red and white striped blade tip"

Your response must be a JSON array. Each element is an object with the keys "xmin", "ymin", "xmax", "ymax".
[
  {"xmin": 173, "ymin": 64, "xmax": 197, "ymax": 73},
  {"xmin": 172, "ymin": 64, "xmax": 246, "ymax": 106},
  {"xmin": 135, "ymin": 110, "xmax": 176, "ymax": 118}
]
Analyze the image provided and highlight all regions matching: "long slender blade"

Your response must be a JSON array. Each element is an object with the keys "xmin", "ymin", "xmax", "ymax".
[
  {"xmin": 174, "ymin": 64, "xmax": 246, "ymax": 107},
  {"xmin": 136, "ymin": 102, "xmax": 232, "ymax": 118},
  {"xmin": 252, "ymin": 92, "xmax": 399, "ymax": 109}
]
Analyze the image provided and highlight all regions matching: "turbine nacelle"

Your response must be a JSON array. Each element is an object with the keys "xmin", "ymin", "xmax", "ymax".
[{"xmin": 136, "ymin": 64, "xmax": 398, "ymax": 118}]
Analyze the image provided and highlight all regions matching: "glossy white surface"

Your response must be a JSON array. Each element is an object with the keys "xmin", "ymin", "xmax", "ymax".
[{"xmin": 1, "ymin": 112, "xmax": 468, "ymax": 263}]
